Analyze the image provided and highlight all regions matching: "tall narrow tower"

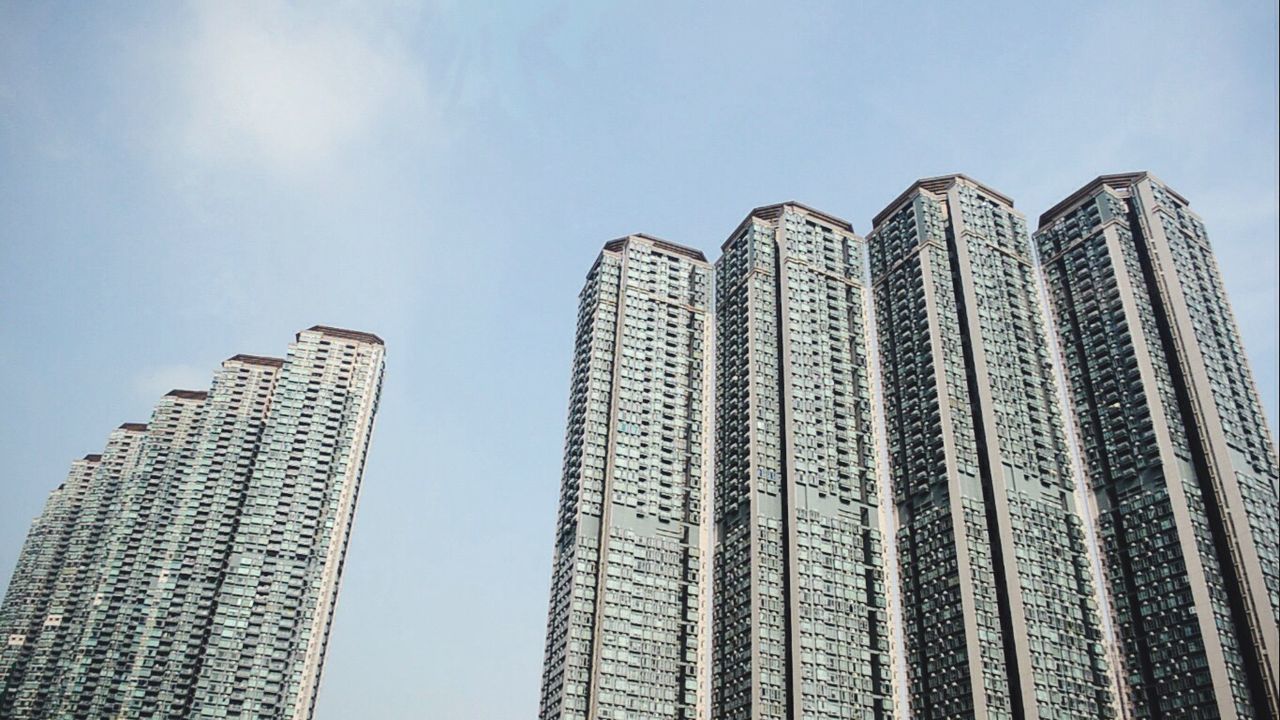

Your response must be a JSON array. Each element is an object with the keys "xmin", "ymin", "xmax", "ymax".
[
  {"xmin": 869, "ymin": 175, "xmax": 1113, "ymax": 719},
  {"xmin": 1, "ymin": 425, "xmax": 148, "ymax": 718},
  {"xmin": 538, "ymin": 235, "xmax": 712, "ymax": 720},
  {"xmin": 1036, "ymin": 173, "xmax": 1279, "ymax": 718},
  {"xmin": 713, "ymin": 203, "xmax": 892, "ymax": 720},
  {"xmin": 138, "ymin": 356, "xmax": 283, "ymax": 717},
  {"xmin": 192, "ymin": 327, "xmax": 385, "ymax": 720}
]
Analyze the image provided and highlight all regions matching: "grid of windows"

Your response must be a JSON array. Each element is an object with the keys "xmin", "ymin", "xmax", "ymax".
[
  {"xmin": 0, "ymin": 455, "xmax": 98, "ymax": 701},
  {"xmin": 131, "ymin": 359, "xmax": 282, "ymax": 717},
  {"xmin": 1037, "ymin": 173, "xmax": 1279, "ymax": 718},
  {"xmin": 870, "ymin": 176, "xmax": 1114, "ymax": 720},
  {"xmin": 0, "ymin": 327, "xmax": 384, "ymax": 720},
  {"xmin": 4, "ymin": 174, "xmax": 1272, "ymax": 720},
  {"xmin": 539, "ymin": 235, "xmax": 711, "ymax": 720},
  {"xmin": 713, "ymin": 203, "xmax": 892, "ymax": 720},
  {"xmin": 60, "ymin": 391, "xmax": 210, "ymax": 718},
  {"xmin": 3, "ymin": 425, "xmax": 149, "ymax": 718}
]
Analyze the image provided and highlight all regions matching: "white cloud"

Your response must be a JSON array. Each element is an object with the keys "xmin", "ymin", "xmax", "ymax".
[
  {"xmin": 178, "ymin": 0, "xmax": 425, "ymax": 176},
  {"xmin": 133, "ymin": 364, "xmax": 212, "ymax": 401}
]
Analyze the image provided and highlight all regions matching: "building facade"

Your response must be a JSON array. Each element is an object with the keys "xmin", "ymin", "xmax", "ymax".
[
  {"xmin": 538, "ymin": 235, "xmax": 713, "ymax": 720},
  {"xmin": 869, "ymin": 175, "xmax": 1114, "ymax": 719},
  {"xmin": 0, "ymin": 455, "xmax": 98, "ymax": 702},
  {"xmin": 0, "ymin": 326, "xmax": 384, "ymax": 720},
  {"xmin": 2, "ymin": 426, "xmax": 148, "ymax": 718},
  {"xmin": 133, "ymin": 357, "xmax": 284, "ymax": 718},
  {"xmin": 1036, "ymin": 173, "xmax": 1279, "ymax": 718},
  {"xmin": 713, "ymin": 203, "xmax": 893, "ymax": 720}
]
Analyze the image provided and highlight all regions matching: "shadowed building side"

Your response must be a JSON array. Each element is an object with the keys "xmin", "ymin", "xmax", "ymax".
[
  {"xmin": 1036, "ymin": 172, "xmax": 1279, "ymax": 718},
  {"xmin": 869, "ymin": 175, "xmax": 1114, "ymax": 720}
]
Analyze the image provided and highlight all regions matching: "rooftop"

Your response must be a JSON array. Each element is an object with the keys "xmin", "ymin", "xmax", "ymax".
[
  {"xmin": 304, "ymin": 325, "xmax": 385, "ymax": 347},
  {"xmin": 603, "ymin": 233, "xmax": 708, "ymax": 263},
  {"xmin": 723, "ymin": 201, "xmax": 855, "ymax": 251},
  {"xmin": 226, "ymin": 354, "xmax": 286, "ymax": 368},
  {"xmin": 872, "ymin": 174, "xmax": 1016, "ymax": 228},
  {"xmin": 1036, "ymin": 172, "xmax": 1186, "ymax": 228}
]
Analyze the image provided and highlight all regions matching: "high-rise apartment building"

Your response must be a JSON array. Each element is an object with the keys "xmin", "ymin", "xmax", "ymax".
[
  {"xmin": 2, "ymin": 425, "xmax": 148, "ymax": 718},
  {"xmin": 0, "ymin": 326, "xmax": 384, "ymax": 720},
  {"xmin": 534, "ymin": 173, "xmax": 1275, "ymax": 720},
  {"xmin": 713, "ymin": 203, "xmax": 892, "ymax": 720},
  {"xmin": 538, "ymin": 235, "xmax": 712, "ymax": 720},
  {"xmin": 1036, "ymin": 173, "xmax": 1279, "ymax": 718},
  {"xmin": 869, "ymin": 175, "xmax": 1114, "ymax": 719}
]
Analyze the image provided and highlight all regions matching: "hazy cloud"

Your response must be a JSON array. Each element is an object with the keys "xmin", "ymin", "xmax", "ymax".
[{"xmin": 177, "ymin": 1, "xmax": 425, "ymax": 176}]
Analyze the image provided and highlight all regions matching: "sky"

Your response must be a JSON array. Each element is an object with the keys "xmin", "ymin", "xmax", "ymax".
[{"xmin": 0, "ymin": 2, "xmax": 1276, "ymax": 718}]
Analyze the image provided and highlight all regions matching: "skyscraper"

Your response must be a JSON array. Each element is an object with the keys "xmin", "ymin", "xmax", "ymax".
[
  {"xmin": 2, "ymin": 425, "xmax": 148, "ymax": 718},
  {"xmin": 869, "ymin": 175, "xmax": 1114, "ymax": 719},
  {"xmin": 0, "ymin": 325, "xmax": 385, "ymax": 720},
  {"xmin": 713, "ymin": 203, "xmax": 893, "ymax": 720},
  {"xmin": 538, "ymin": 235, "xmax": 712, "ymax": 720},
  {"xmin": 1036, "ymin": 173, "xmax": 1279, "ymax": 718}
]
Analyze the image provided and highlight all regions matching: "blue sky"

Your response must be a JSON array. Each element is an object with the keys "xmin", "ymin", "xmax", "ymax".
[{"xmin": 1, "ymin": 2, "xmax": 1276, "ymax": 718}]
